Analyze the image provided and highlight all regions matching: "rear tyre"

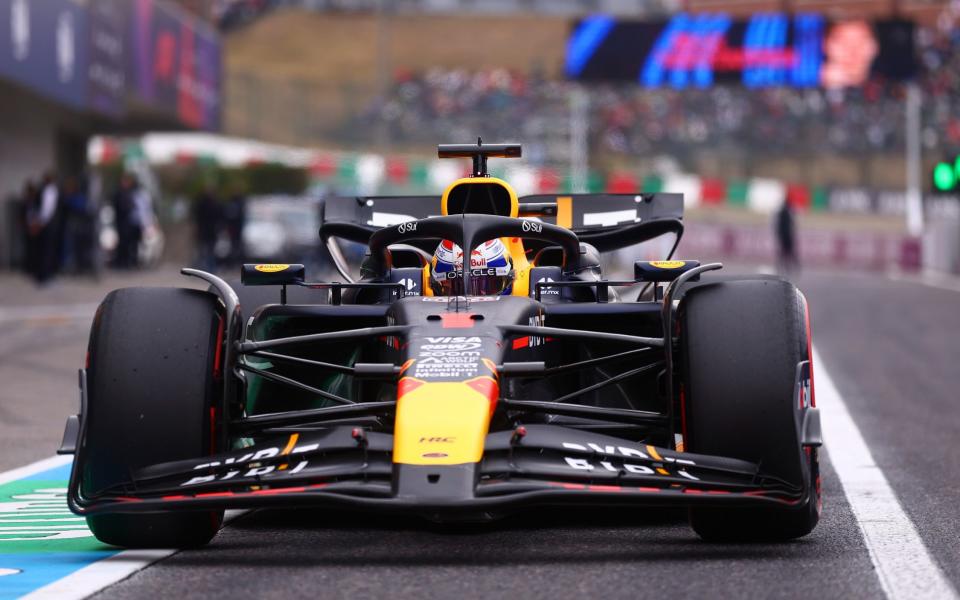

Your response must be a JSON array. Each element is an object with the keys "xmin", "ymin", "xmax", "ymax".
[
  {"xmin": 82, "ymin": 287, "xmax": 225, "ymax": 548},
  {"xmin": 681, "ymin": 278, "xmax": 819, "ymax": 542}
]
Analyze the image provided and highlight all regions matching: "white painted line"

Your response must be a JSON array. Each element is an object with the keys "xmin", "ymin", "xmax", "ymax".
[
  {"xmin": 0, "ymin": 456, "xmax": 72, "ymax": 486},
  {"xmin": 20, "ymin": 510, "xmax": 247, "ymax": 600},
  {"xmin": 20, "ymin": 549, "xmax": 176, "ymax": 600},
  {"xmin": 0, "ymin": 457, "xmax": 246, "ymax": 598},
  {"xmin": 814, "ymin": 347, "xmax": 958, "ymax": 600}
]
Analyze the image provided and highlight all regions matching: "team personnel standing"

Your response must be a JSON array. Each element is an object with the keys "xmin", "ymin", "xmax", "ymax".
[
  {"xmin": 111, "ymin": 174, "xmax": 137, "ymax": 269},
  {"xmin": 193, "ymin": 185, "xmax": 221, "ymax": 272},
  {"xmin": 223, "ymin": 187, "xmax": 247, "ymax": 267},
  {"xmin": 129, "ymin": 178, "xmax": 156, "ymax": 269},
  {"xmin": 27, "ymin": 173, "xmax": 60, "ymax": 285},
  {"xmin": 775, "ymin": 198, "xmax": 799, "ymax": 275},
  {"xmin": 62, "ymin": 176, "xmax": 97, "ymax": 275}
]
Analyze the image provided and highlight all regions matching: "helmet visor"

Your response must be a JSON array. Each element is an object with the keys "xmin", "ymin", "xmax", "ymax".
[{"xmin": 433, "ymin": 266, "xmax": 512, "ymax": 296}]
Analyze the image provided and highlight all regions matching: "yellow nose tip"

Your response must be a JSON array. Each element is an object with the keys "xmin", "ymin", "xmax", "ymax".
[{"xmin": 393, "ymin": 379, "xmax": 495, "ymax": 465}]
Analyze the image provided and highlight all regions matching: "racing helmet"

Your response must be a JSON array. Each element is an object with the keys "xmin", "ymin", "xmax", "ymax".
[{"xmin": 430, "ymin": 238, "xmax": 514, "ymax": 296}]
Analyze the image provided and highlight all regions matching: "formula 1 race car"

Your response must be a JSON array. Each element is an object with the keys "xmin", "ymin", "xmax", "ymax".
[{"xmin": 60, "ymin": 142, "xmax": 821, "ymax": 548}]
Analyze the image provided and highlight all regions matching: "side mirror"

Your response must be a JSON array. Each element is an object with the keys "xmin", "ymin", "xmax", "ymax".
[
  {"xmin": 634, "ymin": 260, "xmax": 701, "ymax": 282},
  {"xmin": 388, "ymin": 244, "xmax": 432, "ymax": 268},
  {"xmin": 241, "ymin": 263, "xmax": 306, "ymax": 286}
]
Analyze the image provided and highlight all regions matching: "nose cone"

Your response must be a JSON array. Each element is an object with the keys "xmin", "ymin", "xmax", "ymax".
[{"xmin": 393, "ymin": 378, "xmax": 498, "ymax": 466}]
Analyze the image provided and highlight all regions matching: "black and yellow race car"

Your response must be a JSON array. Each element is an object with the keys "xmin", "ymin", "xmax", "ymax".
[{"xmin": 59, "ymin": 142, "xmax": 821, "ymax": 548}]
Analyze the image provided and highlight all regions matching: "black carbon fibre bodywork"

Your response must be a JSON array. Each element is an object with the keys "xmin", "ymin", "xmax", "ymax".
[{"xmin": 63, "ymin": 201, "xmax": 820, "ymax": 524}]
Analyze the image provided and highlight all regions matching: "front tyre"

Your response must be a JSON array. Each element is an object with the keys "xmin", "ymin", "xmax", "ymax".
[
  {"xmin": 81, "ymin": 287, "xmax": 226, "ymax": 548},
  {"xmin": 680, "ymin": 278, "xmax": 820, "ymax": 542}
]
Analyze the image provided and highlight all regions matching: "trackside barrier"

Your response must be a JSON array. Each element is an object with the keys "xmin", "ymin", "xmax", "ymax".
[{"xmin": 677, "ymin": 223, "xmax": 922, "ymax": 271}]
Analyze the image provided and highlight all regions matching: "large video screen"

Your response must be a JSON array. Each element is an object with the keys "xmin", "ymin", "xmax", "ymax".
[{"xmin": 565, "ymin": 14, "xmax": 915, "ymax": 88}]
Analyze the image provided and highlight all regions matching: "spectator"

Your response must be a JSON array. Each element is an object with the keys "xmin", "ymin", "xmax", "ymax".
[
  {"xmin": 223, "ymin": 186, "xmax": 247, "ymax": 266},
  {"xmin": 62, "ymin": 176, "xmax": 96, "ymax": 274},
  {"xmin": 27, "ymin": 172, "xmax": 60, "ymax": 285},
  {"xmin": 193, "ymin": 185, "xmax": 222, "ymax": 272},
  {"xmin": 130, "ymin": 179, "xmax": 157, "ymax": 268},
  {"xmin": 20, "ymin": 179, "xmax": 38, "ymax": 277},
  {"xmin": 111, "ymin": 174, "xmax": 137, "ymax": 269},
  {"xmin": 775, "ymin": 198, "xmax": 799, "ymax": 276}
]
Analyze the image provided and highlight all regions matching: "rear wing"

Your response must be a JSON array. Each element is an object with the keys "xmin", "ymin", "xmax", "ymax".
[{"xmin": 320, "ymin": 193, "xmax": 684, "ymax": 252}]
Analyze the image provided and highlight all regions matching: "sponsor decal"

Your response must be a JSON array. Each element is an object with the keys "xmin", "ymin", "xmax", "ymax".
[
  {"xmin": 397, "ymin": 221, "xmax": 418, "ymax": 234},
  {"xmin": 560, "ymin": 441, "xmax": 698, "ymax": 480},
  {"xmin": 180, "ymin": 461, "xmax": 309, "ymax": 487},
  {"xmin": 420, "ymin": 296, "xmax": 501, "ymax": 302},
  {"xmin": 583, "ymin": 209, "xmax": 638, "ymax": 227},
  {"xmin": 182, "ymin": 440, "xmax": 321, "ymax": 486},
  {"xmin": 560, "ymin": 441, "xmax": 695, "ymax": 465},
  {"xmin": 420, "ymin": 337, "xmax": 482, "ymax": 352},
  {"xmin": 420, "ymin": 437, "xmax": 456, "ymax": 443},
  {"xmin": 564, "ymin": 457, "xmax": 657, "ymax": 475},
  {"xmin": 56, "ymin": 10, "xmax": 75, "ymax": 83},
  {"xmin": 536, "ymin": 276, "xmax": 559, "ymax": 295},
  {"xmin": 411, "ymin": 336, "xmax": 486, "ymax": 379},
  {"xmin": 527, "ymin": 314, "xmax": 545, "ymax": 347},
  {"xmin": 441, "ymin": 267, "xmax": 511, "ymax": 280},
  {"xmin": 521, "ymin": 220, "xmax": 543, "ymax": 233},
  {"xmin": 254, "ymin": 264, "xmax": 289, "ymax": 273},
  {"xmin": 367, "ymin": 212, "xmax": 420, "ymax": 227},
  {"xmin": 11, "ymin": 0, "xmax": 29, "ymax": 61},
  {"xmin": 648, "ymin": 260, "xmax": 686, "ymax": 269},
  {"xmin": 398, "ymin": 278, "xmax": 419, "ymax": 294},
  {"xmin": 421, "ymin": 452, "xmax": 448, "ymax": 459}
]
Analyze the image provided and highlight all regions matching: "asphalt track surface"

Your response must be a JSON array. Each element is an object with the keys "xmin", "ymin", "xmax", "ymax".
[{"xmin": 1, "ymin": 266, "xmax": 958, "ymax": 599}]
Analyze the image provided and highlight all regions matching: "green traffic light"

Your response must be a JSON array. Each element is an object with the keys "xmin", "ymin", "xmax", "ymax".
[{"xmin": 934, "ymin": 162, "xmax": 955, "ymax": 191}]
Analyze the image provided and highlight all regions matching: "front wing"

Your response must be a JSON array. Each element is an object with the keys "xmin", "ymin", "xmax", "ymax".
[{"xmin": 68, "ymin": 424, "xmax": 812, "ymax": 518}]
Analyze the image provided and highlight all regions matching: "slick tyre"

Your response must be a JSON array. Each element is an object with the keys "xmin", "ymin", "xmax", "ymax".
[
  {"xmin": 680, "ymin": 278, "xmax": 820, "ymax": 542},
  {"xmin": 81, "ymin": 287, "xmax": 225, "ymax": 548}
]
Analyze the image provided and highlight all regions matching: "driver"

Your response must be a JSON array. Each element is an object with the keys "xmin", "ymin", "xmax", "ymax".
[{"xmin": 429, "ymin": 238, "xmax": 514, "ymax": 296}]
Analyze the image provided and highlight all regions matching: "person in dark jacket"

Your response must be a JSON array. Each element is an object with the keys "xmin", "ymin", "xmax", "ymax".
[
  {"xmin": 775, "ymin": 198, "xmax": 799, "ymax": 275},
  {"xmin": 111, "ymin": 174, "xmax": 136, "ymax": 269},
  {"xmin": 28, "ymin": 173, "xmax": 60, "ymax": 285},
  {"xmin": 21, "ymin": 179, "xmax": 39, "ymax": 278},
  {"xmin": 193, "ymin": 186, "xmax": 222, "ymax": 272},
  {"xmin": 62, "ymin": 176, "xmax": 96, "ymax": 274},
  {"xmin": 222, "ymin": 187, "xmax": 247, "ymax": 267}
]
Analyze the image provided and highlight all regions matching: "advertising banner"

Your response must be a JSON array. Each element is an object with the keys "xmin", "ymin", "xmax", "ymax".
[
  {"xmin": 88, "ymin": 0, "xmax": 125, "ymax": 117},
  {"xmin": 0, "ymin": 0, "xmax": 88, "ymax": 109},
  {"xmin": 127, "ymin": 0, "xmax": 221, "ymax": 130},
  {"xmin": 566, "ymin": 13, "xmax": 916, "ymax": 89}
]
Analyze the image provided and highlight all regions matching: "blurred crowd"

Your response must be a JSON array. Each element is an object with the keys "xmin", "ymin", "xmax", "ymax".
[
  {"xmin": 13, "ymin": 172, "xmax": 158, "ymax": 285},
  {"xmin": 11, "ymin": 172, "xmax": 253, "ymax": 284},
  {"xmin": 356, "ymin": 24, "xmax": 960, "ymax": 163},
  {"xmin": 354, "ymin": 68, "xmax": 571, "ymax": 162}
]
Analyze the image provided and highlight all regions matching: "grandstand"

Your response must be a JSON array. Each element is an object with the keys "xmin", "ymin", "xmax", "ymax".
[{"xmin": 220, "ymin": 1, "xmax": 957, "ymax": 193}]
